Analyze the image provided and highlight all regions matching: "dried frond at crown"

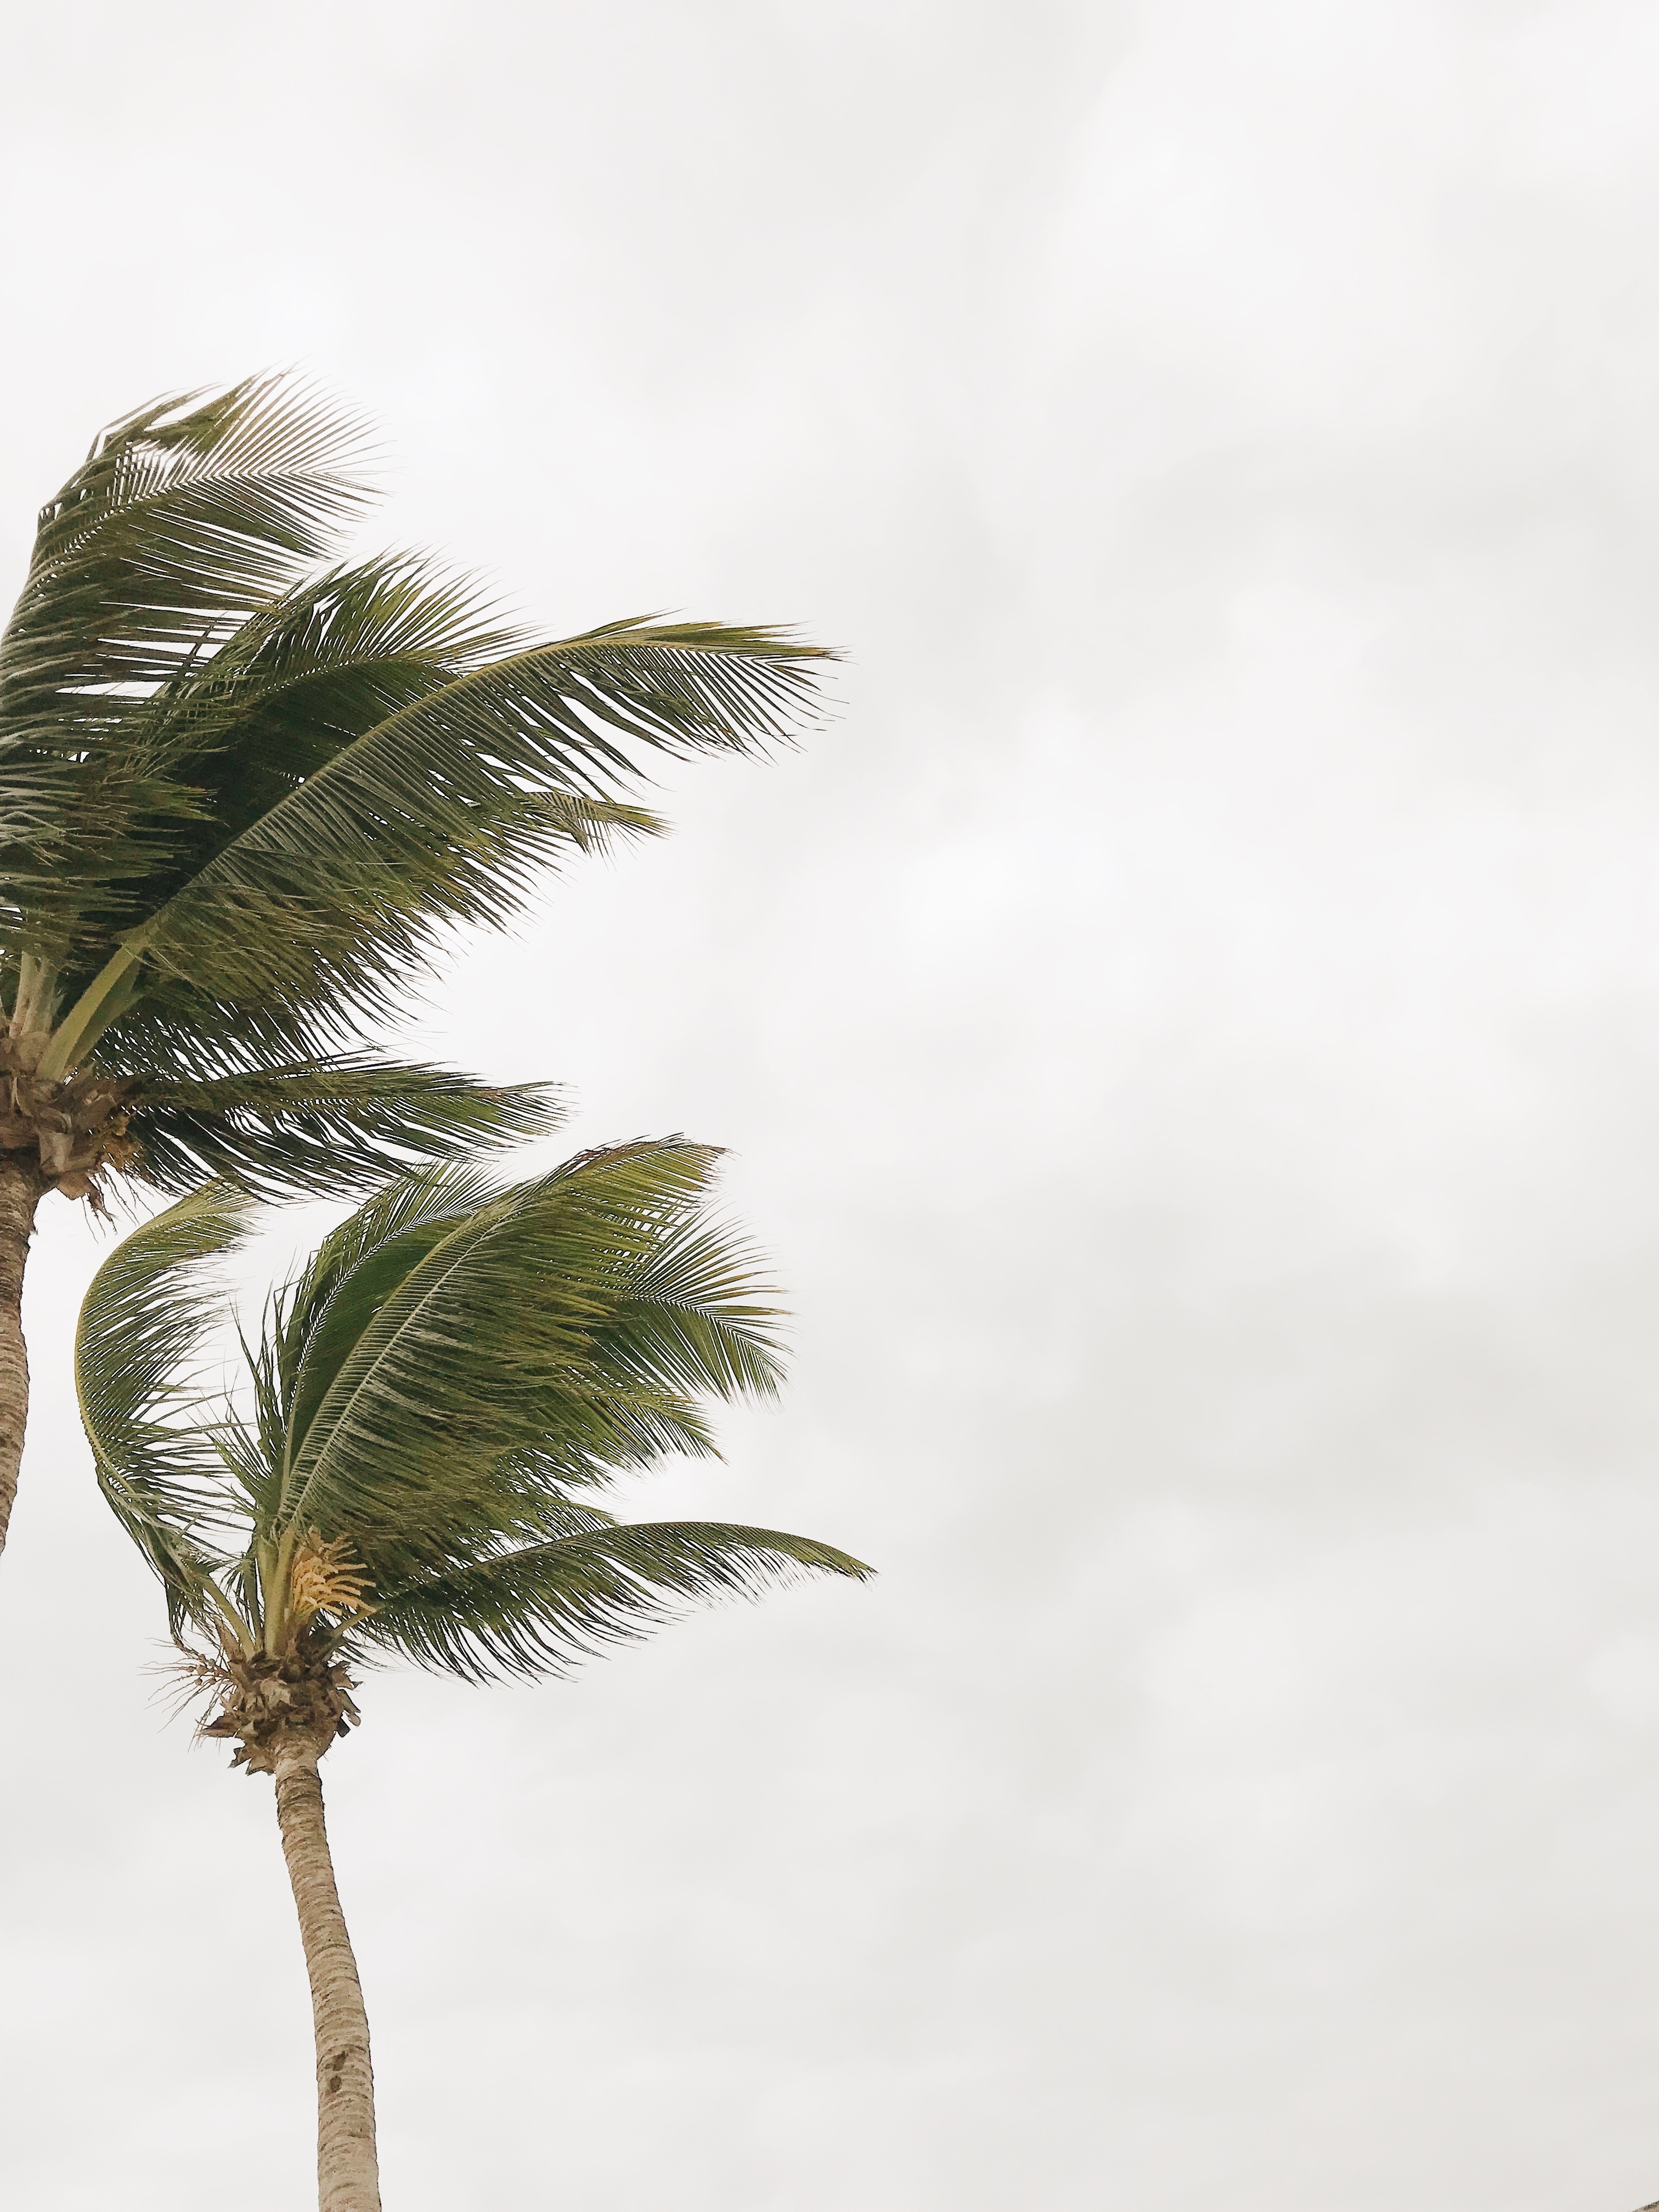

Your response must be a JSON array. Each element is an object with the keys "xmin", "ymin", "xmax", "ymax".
[
  {"xmin": 199, "ymin": 1644, "xmax": 363, "ymax": 1774},
  {"xmin": 146, "ymin": 1643, "xmax": 238, "ymax": 1730}
]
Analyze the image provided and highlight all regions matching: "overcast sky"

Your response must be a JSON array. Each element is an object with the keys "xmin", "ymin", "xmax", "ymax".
[{"xmin": 4, "ymin": 2, "xmax": 1659, "ymax": 2207}]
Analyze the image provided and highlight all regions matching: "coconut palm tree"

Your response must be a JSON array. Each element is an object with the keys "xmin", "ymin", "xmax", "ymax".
[
  {"xmin": 75, "ymin": 1141, "xmax": 867, "ymax": 2212},
  {"xmin": 0, "ymin": 374, "xmax": 831, "ymax": 1556}
]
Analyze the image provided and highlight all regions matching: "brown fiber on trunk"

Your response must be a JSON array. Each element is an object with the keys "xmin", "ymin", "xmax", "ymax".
[
  {"xmin": 273, "ymin": 1740, "xmax": 382, "ymax": 2212},
  {"xmin": 0, "ymin": 1156, "xmax": 44, "ymax": 1562}
]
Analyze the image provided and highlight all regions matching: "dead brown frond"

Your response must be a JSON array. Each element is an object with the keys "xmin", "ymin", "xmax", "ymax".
[{"xmin": 144, "ymin": 1641, "xmax": 236, "ymax": 1732}]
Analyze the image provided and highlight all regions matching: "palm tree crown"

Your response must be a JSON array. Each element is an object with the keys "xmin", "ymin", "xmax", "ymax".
[
  {"xmin": 77, "ymin": 1138, "xmax": 867, "ymax": 1703},
  {"xmin": 0, "ymin": 374, "xmax": 831, "ymax": 1200}
]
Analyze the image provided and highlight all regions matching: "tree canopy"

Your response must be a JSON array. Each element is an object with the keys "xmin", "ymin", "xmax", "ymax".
[
  {"xmin": 76, "ymin": 1141, "xmax": 868, "ymax": 1714},
  {"xmin": 1, "ymin": 375, "xmax": 832, "ymax": 1198}
]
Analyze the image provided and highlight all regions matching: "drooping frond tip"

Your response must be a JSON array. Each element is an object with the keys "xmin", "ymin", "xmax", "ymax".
[
  {"xmin": 125, "ymin": 1060, "xmax": 567, "ymax": 1198},
  {"xmin": 74, "ymin": 1181, "xmax": 259, "ymax": 1631},
  {"xmin": 59, "ymin": 369, "xmax": 380, "ymax": 546},
  {"xmin": 356, "ymin": 1520, "xmax": 873, "ymax": 1683},
  {"xmin": 3, "ymin": 369, "xmax": 380, "ymax": 744},
  {"xmin": 0, "ymin": 371, "xmax": 838, "ymax": 1112}
]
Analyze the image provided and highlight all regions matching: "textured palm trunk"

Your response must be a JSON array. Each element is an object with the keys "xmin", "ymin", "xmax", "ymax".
[
  {"xmin": 273, "ymin": 1740, "xmax": 382, "ymax": 2212},
  {"xmin": 0, "ymin": 1158, "xmax": 43, "ymax": 1561}
]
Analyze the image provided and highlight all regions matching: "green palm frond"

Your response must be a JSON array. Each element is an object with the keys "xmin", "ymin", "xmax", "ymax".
[
  {"xmin": 274, "ymin": 1160, "xmax": 507, "ymax": 1454},
  {"xmin": 353, "ymin": 1520, "xmax": 871, "ymax": 1682},
  {"xmin": 151, "ymin": 551, "xmax": 519, "ymax": 786},
  {"xmin": 15, "ymin": 554, "xmax": 523, "ymax": 980},
  {"xmin": 1, "ymin": 374, "xmax": 371, "ymax": 736},
  {"xmin": 83, "ymin": 622, "xmax": 820, "ymax": 1073},
  {"xmin": 124, "ymin": 1060, "xmax": 564, "ymax": 1197},
  {"xmin": 0, "ymin": 374, "xmax": 385, "ymax": 1082},
  {"xmin": 598, "ymin": 1213, "xmax": 787, "ymax": 1403},
  {"xmin": 278, "ymin": 1141, "xmax": 766, "ymax": 1549},
  {"xmin": 81, "ymin": 793, "xmax": 662, "ymax": 1079},
  {"xmin": 74, "ymin": 1181, "xmax": 256, "ymax": 1628}
]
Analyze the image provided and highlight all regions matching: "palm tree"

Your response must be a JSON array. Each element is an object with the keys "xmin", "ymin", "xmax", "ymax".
[
  {"xmin": 0, "ymin": 375, "xmax": 831, "ymax": 1558},
  {"xmin": 76, "ymin": 1141, "xmax": 867, "ymax": 2212}
]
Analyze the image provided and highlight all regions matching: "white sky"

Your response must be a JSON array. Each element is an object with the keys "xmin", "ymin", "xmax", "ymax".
[{"xmin": 3, "ymin": 2, "xmax": 1658, "ymax": 2207}]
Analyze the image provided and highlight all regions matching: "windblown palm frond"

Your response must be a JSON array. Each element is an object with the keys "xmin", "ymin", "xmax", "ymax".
[
  {"xmin": 275, "ymin": 1142, "xmax": 782, "ymax": 1559},
  {"xmin": 126, "ymin": 1059, "xmax": 563, "ymax": 1198},
  {"xmin": 0, "ymin": 377, "xmax": 373, "ymax": 876},
  {"xmin": 1, "ymin": 375, "xmax": 373, "ymax": 735},
  {"xmin": 75, "ymin": 619, "xmax": 811, "ymax": 1077},
  {"xmin": 356, "ymin": 1520, "xmax": 872, "ymax": 1683},
  {"xmin": 13, "ymin": 551, "xmax": 517, "ymax": 980},
  {"xmin": 74, "ymin": 1181, "xmax": 255, "ymax": 1628},
  {"xmin": 269, "ymin": 1159, "xmax": 506, "ymax": 1442},
  {"xmin": 76, "ymin": 1144, "xmax": 867, "ymax": 1683}
]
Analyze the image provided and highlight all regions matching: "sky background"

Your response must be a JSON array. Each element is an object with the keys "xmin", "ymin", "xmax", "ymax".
[{"xmin": 2, "ymin": 2, "xmax": 1658, "ymax": 2207}]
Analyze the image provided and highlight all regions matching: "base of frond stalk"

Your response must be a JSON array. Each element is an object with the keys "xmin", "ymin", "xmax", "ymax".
[
  {"xmin": 201, "ymin": 1646, "xmax": 362, "ymax": 1776},
  {"xmin": 0, "ymin": 1157, "xmax": 43, "ymax": 1559},
  {"xmin": 272, "ymin": 1737, "xmax": 382, "ymax": 2212},
  {"xmin": 0, "ymin": 1037, "xmax": 139, "ymax": 1201}
]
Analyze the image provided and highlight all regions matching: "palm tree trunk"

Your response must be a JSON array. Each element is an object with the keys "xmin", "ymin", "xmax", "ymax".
[
  {"xmin": 0, "ymin": 1158, "xmax": 43, "ymax": 1562},
  {"xmin": 273, "ymin": 1740, "xmax": 382, "ymax": 2212}
]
